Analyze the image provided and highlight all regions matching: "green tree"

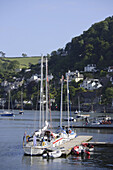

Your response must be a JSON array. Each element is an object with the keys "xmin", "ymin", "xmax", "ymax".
[
  {"xmin": 7, "ymin": 60, "xmax": 20, "ymax": 71},
  {"xmin": 22, "ymin": 53, "xmax": 27, "ymax": 57},
  {"xmin": 0, "ymin": 51, "xmax": 5, "ymax": 57},
  {"xmin": 102, "ymin": 87, "xmax": 113, "ymax": 105}
]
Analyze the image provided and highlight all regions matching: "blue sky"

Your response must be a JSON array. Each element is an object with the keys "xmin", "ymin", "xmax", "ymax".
[{"xmin": 0, "ymin": 0, "xmax": 113, "ymax": 57}]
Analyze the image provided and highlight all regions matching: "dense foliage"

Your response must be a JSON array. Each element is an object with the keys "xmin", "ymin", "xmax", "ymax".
[{"xmin": 49, "ymin": 16, "xmax": 113, "ymax": 75}]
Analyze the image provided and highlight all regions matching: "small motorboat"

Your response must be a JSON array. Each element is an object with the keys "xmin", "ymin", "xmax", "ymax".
[
  {"xmin": 74, "ymin": 110, "xmax": 78, "ymax": 114},
  {"xmin": 42, "ymin": 149, "xmax": 62, "ymax": 159},
  {"xmin": 64, "ymin": 116, "xmax": 76, "ymax": 122},
  {"xmin": 0, "ymin": 111, "xmax": 14, "ymax": 117},
  {"xmin": 19, "ymin": 110, "xmax": 24, "ymax": 114},
  {"xmin": 98, "ymin": 115, "xmax": 111, "ymax": 121},
  {"xmin": 82, "ymin": 143, "xmax": 94, "ymax": 152},
  {"xmin": 71, "ymin": 145, "xmax": 90, "ymax": 155}
]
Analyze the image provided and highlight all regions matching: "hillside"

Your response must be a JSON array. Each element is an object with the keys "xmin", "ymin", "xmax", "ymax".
[
  {"xmin": 1, "ymin": 16, "xmax": 113, "ymax": 111},
  {"xmin": 49, "ymin": 16, "xmax": 113, "ymax": 77},
  {"xmin": 0, "ymin": 56, "xmax": 41, "ymax": 69}
]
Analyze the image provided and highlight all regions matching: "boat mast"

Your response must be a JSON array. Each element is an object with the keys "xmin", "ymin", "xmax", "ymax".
[
  {"xmin": 60, "ymin": 75, "xmax": 64, "ymax": 128},
  {"xmin": 67, "ymin": 74, "xmax": 70, "ymax": 128},
  {"xmin": 39, "ymin": 55, "xmax": 44, "ymax": 129},
  {"xmin": 78, "ymin": 96, "xmax": 80, "ymax": 113},
  {"xmin": 46, "ymin": 57, "xmax": 48, "ymax": 122},
  {"xmin": 21, "ymin": 90, "xmax": 23, "ymax": 110},
  {"xmin": 8, "ymin": 90, "xmax": 10, "ymax": 111}
]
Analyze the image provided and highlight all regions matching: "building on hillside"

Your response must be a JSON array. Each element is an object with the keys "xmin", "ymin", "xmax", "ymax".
[
  {"xmin": 66, "ymin": 70, "xmax": 84, "ymax": 82},
  {"xmin": 84, "ymin": 64, "xmax": 97, "ymax": 72},
  {"xmin": 110, "ymin": 76, "xmax": 113, "ymax": 84},
  {"xmin": 29, "ymin": 74, "xmax": 40, "ymax": 83},
  {"xmin": 108, "ymin": 66, "xmax": 113, "ymax": 72},
  {"xmin": 1, "ymin": 80, "xmax": 8, "ymax": 87},
  {"xmin": 25, "ymin": 69, "xmax": 31, "ymax": 72},
  {"xmin": 44, "ymin": 73, "xmax": 54, "ymax": 81},
  {"xmin": 15, "ymin": 68, "xmax": 22, "ymax": 73},
  {"xmin": 80, "ymin": 78, "xmax": 102, "ymax": 90},
  {"xmin": 0, "ymin": 98, "xmax": 6, "ymax": 107},
  {"xmin": 29, "ymin": 73, "xmax": 53, "ymax": 83}
]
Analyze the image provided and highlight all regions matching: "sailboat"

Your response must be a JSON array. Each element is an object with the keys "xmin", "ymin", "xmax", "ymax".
[
  {"xmin": 19, "ymin": 90, "xmax": 24, "ymax": 114},
  {"xmin": 61, "ymin": 73, "xmax": 76, "ymax": 139},
  {"xmin": 56, "ymin": 75, "xmax": 70, "ymax": 142},
  {"xmin": 66, "ymin": 74, "xmax": 76, "ymax": 139},
  {"xmin": 23, "ymin": 56, "xmax": 64, "ymax": 156},
  {"xmin": 0, "ymin": 90, "xmax": 14, "ymax": 117},
  {"xmin": 75, "ymin": 96, "xmax": 90, "ymax": 119}
]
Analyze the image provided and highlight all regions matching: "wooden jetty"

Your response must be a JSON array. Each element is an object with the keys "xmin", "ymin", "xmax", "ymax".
[
  {"xmin": 88, "ymin": 141, "xmax": 113, "ymax": 147},
  {"xmin": 71, "ymin": 125, "xmax": 113, "ymax": 129},
  {"xmin": 57, "ymin": 135, "xmax": 92, "ymax": 157}
]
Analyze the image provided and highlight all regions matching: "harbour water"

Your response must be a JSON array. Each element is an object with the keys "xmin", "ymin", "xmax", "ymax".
[{"xmin": 0, "ymin": 110, "xmax": 113, "ymax": 170}]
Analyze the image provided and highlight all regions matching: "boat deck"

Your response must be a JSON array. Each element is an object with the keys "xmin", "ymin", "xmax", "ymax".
[{"xmin": 57, "ymin": 135, "xmax": 92, "ymax": 157}]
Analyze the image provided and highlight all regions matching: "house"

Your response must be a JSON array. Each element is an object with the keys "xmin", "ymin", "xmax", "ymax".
[
  {"xmin": 110, "ymin": 76, "xmax": 113, "ymax": 84},
  {"xmin": 66, "ymin": 70, "xmax": 84, "ymax": 82},
  {"xmin": 74, "ymin": 70, "xmax": 84, "ymax": 83},
  {"xmin": 0, "ymin": 98, "xmax": 6, "ymax": 107},
  {"xmin": 29, "ymin": 73, "xmax": 53, "ymax": 83},
  {"xmin": 84, "ymin": 64, "xmax": 97, "ymax": 72},
  {"xmin": 15, "ymin": 68, "xmax": 22, "ymax": 73},
  {"xmin": 108, "ymin": 66, "xmax": 113, "ymax": 72},
  {"xmin": 29, "ymin": 74, "xmax": 40, "ymax": 82},
  {"xmin": 25, "ymin": 69, "xmax": 31, "ymax": 73},
  {"xmin": 80, "ymin": 78, "xmax": 102, "ymax": 90},
  {"xmin": 46, "ymin": 73, "xmax": 54, "ymax": 81},
  {"xmin": 1, "ymin": 80, "xmax": 8, "ymax": 87}
]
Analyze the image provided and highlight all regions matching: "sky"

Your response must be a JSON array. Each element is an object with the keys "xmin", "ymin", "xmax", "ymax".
[{"xmin": 0, "ymin": 0, "xmax": 113, "ymax": 57}]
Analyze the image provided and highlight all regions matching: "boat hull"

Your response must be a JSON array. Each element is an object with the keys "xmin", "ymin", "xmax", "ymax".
[
  {"xmin": 19, "ymin": 111, "xmax": 24, "ymax": 114},
  {"xmin": 23, "ymin": 146, "xmax": 46, "ymax": 156},
  {"xmin": 1, "ymin": 113, "xmax": 14, "ymax": 117},
  {"xmin": 23, "ymin": 136, "xmax": 63, "ymax": 156}
]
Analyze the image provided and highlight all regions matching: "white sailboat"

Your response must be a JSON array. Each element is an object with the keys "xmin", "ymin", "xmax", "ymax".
[
  {"xmin": 19, "ymin": 90, "xmax": 24, "ymax": 114},
  {"xmin": 0, "ymin": 90, "xmax": 14, "ymax": 117},
  {"xmin": 56, "ymin": 75, "xmax": 70, "ymax": 142},
  {"xmin": 66, "ymin": 74, "xmax": 76, "ymax": 139},
  {"xmin": 64, "ymin": 75, "xmax": 76, "ymax": 123},
  {"xmin": 23, "ymin": 56, "xmax": 64, "ymax": 156},
  {"xmin": 61, "ymin": 73, "xmax": 76, "ymax": 139},
  {"xmin": 75, "ymin": 96, "xmax": 90, "ymax": 119}
]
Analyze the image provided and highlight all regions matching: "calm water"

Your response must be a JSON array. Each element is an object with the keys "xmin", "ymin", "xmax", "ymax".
[{"xmin": 0, "ymin": 110, "xmax": 113, "ymax": 170}]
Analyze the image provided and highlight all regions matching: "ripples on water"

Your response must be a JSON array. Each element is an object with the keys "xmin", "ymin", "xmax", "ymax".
[{"xmin": 0, "ymin": 110, "xmax": 113, "ymax": 170}]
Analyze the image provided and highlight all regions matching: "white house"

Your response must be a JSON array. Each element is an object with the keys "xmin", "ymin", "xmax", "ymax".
[
  {"xmin": 47, "ymin": 73, "xmax": 54, "ymax": 81},
  {"xmin": 66, "ymin": 70, "xmax": 84, "ymax": 82},
  {"xmin": 84, "ymin": 64, "xmax": 97, "ymax": 72},
  {"xmin": 108, "ymin": 66, "xmax": 113, "ymax": 72},
  {"xmin": 80, "ymin": 78, "xmax": 102, "ymax": 90},
  {"xmin": 15, "ymin": 68, "xmax": 22, "ymax": 73},
  {"xmin": 25, "ymin": 69, "xmax": 31, "ymax": 73},
  {"xmin": 74, "ymin": 70, "xmax": 84, "ymax": 82},
  {"xmin": 1, "ymin": 80, "xmax": 8, "ymax": 87},
  {"xmin": 29, "ymin": 74, "xmax": 40, "ymax": 82}
]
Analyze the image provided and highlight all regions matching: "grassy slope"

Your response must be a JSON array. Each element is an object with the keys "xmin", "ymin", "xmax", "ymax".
[{"xmin": 3, "ymin": 56, "xmax": 41, "ymax": 68}]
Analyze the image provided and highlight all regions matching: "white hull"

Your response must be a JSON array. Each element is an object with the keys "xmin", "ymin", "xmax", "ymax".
[
  {"xmin": 23, "ymin": 135, "xmax": 63, "ymax": 156},
  {"xmin": 23, "ymin": 146, "xmax": 47, "ymax": 156}
]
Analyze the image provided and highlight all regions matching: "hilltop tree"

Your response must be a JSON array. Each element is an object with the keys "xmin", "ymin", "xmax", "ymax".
[
  {"xmin": 22, "ymin": 53, "xmax": 27, "ymax": 57},
  {"xmin": 0, "ymin": 51, "xmax": 5, "ymax": 57}
]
